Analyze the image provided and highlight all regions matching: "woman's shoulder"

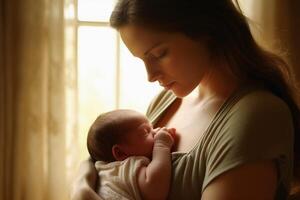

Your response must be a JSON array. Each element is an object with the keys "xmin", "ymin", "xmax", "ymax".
[
  {"xmin": 219, "ymin": 87, "xmax": 294, "ymax": 146},
  {"xmin": 202, "ymin": 87, "xmax": 294, "ymax": 195},
  {"xmin": 233, "ymin": 88, "xmax": 292, "ymax": 118},
  {"xmin": 202, "ymin": 85, "xmax": 295, "ymax": 163}
]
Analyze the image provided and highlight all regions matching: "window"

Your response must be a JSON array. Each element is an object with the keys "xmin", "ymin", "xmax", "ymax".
[{"xmin": 75, "ymin": 0, "xmax": 160, "ymax": 160}]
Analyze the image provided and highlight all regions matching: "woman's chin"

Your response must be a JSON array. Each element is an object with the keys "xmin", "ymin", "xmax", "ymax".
[
  {"xmin": 170, "ymin": 88, "xmax": 192, "ymax": 98},
  {"xmin": 170, "ymin": 87, "xmax": 195, "ymax": 98}
]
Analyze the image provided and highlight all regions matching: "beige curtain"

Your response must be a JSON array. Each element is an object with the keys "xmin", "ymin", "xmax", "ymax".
[
  {"xmin": 240, "ymin": 0, "xmax": 300, "ymax": 80},
  {"xmin": 0, "ymin": 0, "xmax": 78, "ymax": 199}
]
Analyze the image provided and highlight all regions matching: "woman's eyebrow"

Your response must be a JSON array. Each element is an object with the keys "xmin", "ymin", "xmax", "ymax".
[{"xmin": 144, "ymin": 42, "xmax": 164, "ymax": 56}]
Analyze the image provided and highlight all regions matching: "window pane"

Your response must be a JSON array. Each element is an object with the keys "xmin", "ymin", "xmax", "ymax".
[
  {"xmin": 78, "ymin": 26, "xmax": 117, "ymax": 158},
  {"xmin": 119, "ymin": 40, "xmax": 161, "ymax": 114},
  {"xmin": 78, "ymin": 0, "xmax": 116, "ymax": 22}
]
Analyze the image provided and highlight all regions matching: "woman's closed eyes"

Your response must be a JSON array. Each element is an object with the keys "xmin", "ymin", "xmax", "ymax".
[{"xmin": 149, "ymin": 49, "xmax": 168, "ymax": 60}]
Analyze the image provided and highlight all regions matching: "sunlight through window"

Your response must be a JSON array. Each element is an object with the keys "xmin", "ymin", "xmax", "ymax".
[
  {"xmin": 120, "ymin": 41, "xmax": 161, "ymax": 112},
  {"xmin": 77, "ymin": 1, "xmax": 160, "ymax": 159},
  {"xmin": 78, "ymin": 0, "xmax": 115, "ymax": 22}
]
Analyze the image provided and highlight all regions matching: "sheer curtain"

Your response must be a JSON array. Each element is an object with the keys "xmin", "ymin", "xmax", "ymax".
[
  {"xmin": 239, "ymin": 0, "xmax": 300, "ymax": 79},
  {"xmin": 0, "ymin": 0, "xmax": 77, "ymax": 199}
]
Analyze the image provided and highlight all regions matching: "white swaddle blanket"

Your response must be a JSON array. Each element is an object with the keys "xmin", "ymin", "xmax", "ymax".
[{"xmin": 95, "ymin": 156, "xmax": 150, "ymax": 200}]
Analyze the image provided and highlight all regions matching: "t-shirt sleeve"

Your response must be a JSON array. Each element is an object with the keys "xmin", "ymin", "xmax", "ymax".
[{"xmin": 202, "ymin": 91, "xmax": 294, "ymax": 192}]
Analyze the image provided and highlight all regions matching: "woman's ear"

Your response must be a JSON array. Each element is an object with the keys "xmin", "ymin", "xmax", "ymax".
[{"xmin": 112, "ymin": 144, "xmax": 128, "ymax": 161}]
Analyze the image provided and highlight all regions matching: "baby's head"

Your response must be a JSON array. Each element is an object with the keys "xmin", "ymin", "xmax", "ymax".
[{"xmin": 87, "ymin": 109, "xmax": 155, "ymax": 162}]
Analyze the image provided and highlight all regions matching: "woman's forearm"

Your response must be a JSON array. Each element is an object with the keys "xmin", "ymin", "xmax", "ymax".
[
  {"xmin": 71, "ymin": 185, "xmax": 103, "ymax": 200},
  {"xmin": 71, "ymin": 159, "xmax": 102, "ymax": 200}
]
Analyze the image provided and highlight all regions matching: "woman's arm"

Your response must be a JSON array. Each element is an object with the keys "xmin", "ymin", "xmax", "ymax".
[
  {"xmin": 71, "ymin": 159, "xmax": 103, "ymax": 200},
  {"xmin": 201, "ymin": 161, "xmax": 277, "ymax": 200}
]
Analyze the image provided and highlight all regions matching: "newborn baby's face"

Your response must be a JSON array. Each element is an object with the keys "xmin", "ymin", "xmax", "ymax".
[{"xmin": 120, "ymin": 112, "xmax": 155, "ymax": 159}]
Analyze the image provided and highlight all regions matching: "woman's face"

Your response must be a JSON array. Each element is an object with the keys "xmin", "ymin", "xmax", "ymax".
[{"xmin": 119, "ymin": 24, "xmax": 214, "ymax": 97}]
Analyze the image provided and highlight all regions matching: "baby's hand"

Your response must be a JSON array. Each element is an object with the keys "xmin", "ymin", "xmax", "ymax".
[{"xmin": 153, "ymin": 127, "xmax": 176, "ymax": 149}]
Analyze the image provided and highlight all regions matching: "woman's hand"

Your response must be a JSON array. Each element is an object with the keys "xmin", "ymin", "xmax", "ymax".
[{"xmin": 70, "ymin": 158, "xmax": 103, "ymax": 200}]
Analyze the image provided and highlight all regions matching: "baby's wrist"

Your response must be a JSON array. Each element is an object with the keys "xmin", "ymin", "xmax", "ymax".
[
  {"xmin": 153, "ymin": 139, "xmax": 173, "ymax": 149},
  {"xmin": 153, "ymin": 145, "xmax": 172, "ymax": 155}
]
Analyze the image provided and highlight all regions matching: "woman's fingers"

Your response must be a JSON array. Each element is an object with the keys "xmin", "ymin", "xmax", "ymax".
[{"xmin": 71, "ymin": 158, "xmax": 101, "ymax": 200}]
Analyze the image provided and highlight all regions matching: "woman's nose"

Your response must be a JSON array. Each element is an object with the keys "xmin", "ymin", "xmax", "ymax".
[{"xmin": 144, "ymin": 61, "xmax": 160, "ymax": 82}]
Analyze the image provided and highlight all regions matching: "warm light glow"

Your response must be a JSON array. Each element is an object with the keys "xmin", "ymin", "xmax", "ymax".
[
  {"xmin": 120, "ymin": 40, "xmax": 161, "ymax": 113},
  {"xmin": 64, "ymin": 3, "xmax": 75, "ymax": 20},
  {"xmin": 77, "ymin": 1, "xmax": 161, "ymax": 160},
  {"xmin": 78, "ymin": 0, "xmax": 116, "ymax": 22},
  {"xmin": 237, "ymin": 0, "xmax": 255, "ymax": 19},
  {"xmin": 78, "ymin": 26, "xmax": 117, "ymax": 158}
]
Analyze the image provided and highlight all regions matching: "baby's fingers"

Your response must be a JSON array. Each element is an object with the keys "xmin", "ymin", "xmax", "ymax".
[{"xmin": 154, "ymin": 128, "xmax": 174, "ymax": 148}]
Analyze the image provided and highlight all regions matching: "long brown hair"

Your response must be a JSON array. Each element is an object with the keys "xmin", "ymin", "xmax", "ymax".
[{"xmin": 110, "ymin": 0, "xmax": 300, "ymax": 197}]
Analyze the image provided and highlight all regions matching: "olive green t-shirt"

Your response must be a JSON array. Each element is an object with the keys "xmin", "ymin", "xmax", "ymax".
[{"xmin": 146, "ymin": 84, "xmax": 294, "ymax": 200}]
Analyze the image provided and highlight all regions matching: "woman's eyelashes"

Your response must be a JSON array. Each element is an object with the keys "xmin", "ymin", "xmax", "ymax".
[{"xmin": 150, "ymin": 49, "xmax": 168, "ymax": 60}]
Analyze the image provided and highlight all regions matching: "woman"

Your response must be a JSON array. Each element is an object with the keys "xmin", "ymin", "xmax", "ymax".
[{"xmin": 72, "ymin": 0, "xmax": 300, "ymax": 199}]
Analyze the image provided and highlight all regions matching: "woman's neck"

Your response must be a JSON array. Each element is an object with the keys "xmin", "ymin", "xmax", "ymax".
[{"xmin": 188, "ymin": 65, "xmax": 240, "ymax": 104}]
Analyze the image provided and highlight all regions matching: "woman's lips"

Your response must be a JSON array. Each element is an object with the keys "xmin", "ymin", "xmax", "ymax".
[{"xmin": 160, "ymin": 82, "xmax": 175, "ymax": 90}]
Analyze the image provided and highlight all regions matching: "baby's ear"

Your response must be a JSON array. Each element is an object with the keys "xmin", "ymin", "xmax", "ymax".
[{"xmin": 112, "ymin": 144, "xmax": 128, "ymax": 161}]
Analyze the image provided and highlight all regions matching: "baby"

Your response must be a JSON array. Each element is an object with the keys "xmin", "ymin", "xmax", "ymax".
[{"xmin": 87, "ymin": 109, "xmax": 176, "ymax": 200}]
